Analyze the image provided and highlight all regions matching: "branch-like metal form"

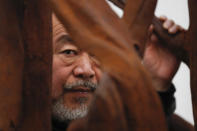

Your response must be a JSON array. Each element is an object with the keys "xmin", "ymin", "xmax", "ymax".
[
  {"xmin": 123, "ymin": 0, "xmax": 157, "ymax": 55},
  {"xmin": 19, "ymin": 0, "xmax": 52, "ymax": 130},
  {"xmin": 152, "ymin": 17, "xmax": 189, "ymax": 64},
  {"xmin": 68, "ymin": 74, "xmax": 129, "ymax": 131},
  {"xmin": 2, "ymin": 0, "xmax": 194, "ymax": 130},
  {"xmin": 50, "ymin": 0, "xmax": 167, "ymax": 130},
  {"xmin": 109, "ymin": 0, "xmax": 157, "ymax": 55},
  {"xmin": 0, "ymin": 0, "xmax": 23, "ymax": 130},
  {"xmin": 0, "ymin": 0, "xmax": 52, "ymax": 130},
  {"xmin": 111, "ymin": 0, "xmax": 197, "ymax": 129},
  {"xmin": 188, "ymin": 0, "xmax": 197, "ymax": 129}
]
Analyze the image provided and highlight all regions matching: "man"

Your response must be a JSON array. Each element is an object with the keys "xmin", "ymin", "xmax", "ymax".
[
  {"xmin": 52, "ymin": 14, "xmax": 102, "ymax": 130},
  {"xmin": 52, "ymin": 14, "xmax": 192, "ymax": 130}
]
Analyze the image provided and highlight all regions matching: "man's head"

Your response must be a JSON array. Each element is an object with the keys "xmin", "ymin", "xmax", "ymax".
[{"xmin": 52, "ymin": 14, "xmax": 102, "ymax": 123}]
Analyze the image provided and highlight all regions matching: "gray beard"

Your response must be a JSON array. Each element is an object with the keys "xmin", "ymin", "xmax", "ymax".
[
  {"xmin": 52, "ymin": 80, "xmax": 97, "ymax": 123},
  {"xmin": 52, "ymin": 98, "xmax": 88, "ymax": 122}
]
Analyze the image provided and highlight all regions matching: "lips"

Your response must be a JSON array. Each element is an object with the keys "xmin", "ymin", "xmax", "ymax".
[{"xmin": 64, "ymin": 86, "xmax": 95, "ymax": 93}]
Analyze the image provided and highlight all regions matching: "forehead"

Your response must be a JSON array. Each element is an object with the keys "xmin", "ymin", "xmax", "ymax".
[
  {"xmin": 52, "ymin": 14, "xmax": 72, "ymax": 49},
  {"xmin": 52, "ymin": 14, "xmax": 78, "ymax": 53},
  {"xmin": 52, "ymin": 14, "xmax": 68, "ymax": 37}
]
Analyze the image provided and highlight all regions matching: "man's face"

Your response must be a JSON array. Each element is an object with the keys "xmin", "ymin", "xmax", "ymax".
[{"xmin": 52, "ymin": 15, "xmax": 102, "ymax": 122}]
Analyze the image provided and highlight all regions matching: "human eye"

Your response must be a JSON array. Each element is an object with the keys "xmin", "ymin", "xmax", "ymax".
[{"xmin": 60, "ymin": 49, "xmax": 78, "ymax": 57}]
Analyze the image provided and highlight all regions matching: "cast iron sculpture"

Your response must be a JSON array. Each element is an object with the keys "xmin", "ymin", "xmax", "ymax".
[{"xmin": 0, "ymin": 0, "xmax": 196, "ymax": 130}]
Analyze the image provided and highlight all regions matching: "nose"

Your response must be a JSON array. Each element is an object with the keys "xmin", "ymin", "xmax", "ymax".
[{"xmin": 73, "ymin": 52, "xmax": 95, "ymax": 79}]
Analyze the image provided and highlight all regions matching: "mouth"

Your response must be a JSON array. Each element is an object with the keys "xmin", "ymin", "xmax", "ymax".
[
  {"xmin": 62, "ymin": 85, "xmax": 95, "ymax": 106},
  {"xmin": 64, "ymin": 86, "xmax": 95, "ymax": 93}
]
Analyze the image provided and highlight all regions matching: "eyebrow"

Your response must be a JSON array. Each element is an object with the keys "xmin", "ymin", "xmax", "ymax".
[
  {"xmin": 56, "ymin": 34, "xmax": 74, "ymax": 44},
  {"xmin": 54, "ymin": 34, "xmax": 79, "ymax": 52}
]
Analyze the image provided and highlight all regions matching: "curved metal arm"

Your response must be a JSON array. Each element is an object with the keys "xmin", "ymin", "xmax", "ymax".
[
  {"xmin": 49, "ymin": 0, "xmax": 167, "ymax": 130},
  {"xmin": 122, "ymin": 0, "xmax": 157, "ymax": 55}
]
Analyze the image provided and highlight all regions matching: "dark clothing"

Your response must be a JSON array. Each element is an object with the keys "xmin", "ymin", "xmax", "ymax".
[
  {"xmin": 158, "ymin": 83, "xmax": 176, "ymax": 117},
  {"xmin": 52, "ymin": 119, "xmax": 69, "ymax": 131},
  {"xmin": 158, "ymin": 84, "xmax": 194, "ymax": 130}
]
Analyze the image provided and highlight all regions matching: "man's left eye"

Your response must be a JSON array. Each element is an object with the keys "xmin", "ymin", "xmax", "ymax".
[{"xmin": 60, "ymin": 49, "xmax": 78, "ymax": 57}]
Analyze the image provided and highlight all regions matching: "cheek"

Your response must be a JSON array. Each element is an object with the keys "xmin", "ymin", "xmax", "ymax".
[
  {"xmin": 52, "ymin": 71, "xmax": 64, "ymax": 99},
  {"xmin": 94, "ymin": 67, "xmax": 103, "ymax": 83},
  {"xmin": 52, "ymin": 57, "xmax": 74, "ymax": 99}
]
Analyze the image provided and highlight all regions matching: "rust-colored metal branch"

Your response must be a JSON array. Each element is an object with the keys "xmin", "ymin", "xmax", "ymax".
[
  {"xmin": 68, "ymin": 74, "xmax": 128, "ymax": 131},
  {"xmin": 0, "ymin": 0, "xmax": 24, "ymax": 130},
  {"xmin": 0, "ymin": 0, "xmax": 52, "ymax": 130},
  {"xmin": 49, "ymin": 0, "xmax": 167, "ymax": 130},
  {"xmin": 19, "ymin": 0, "xmax": 52, "ymax": 130},
  {"xmin": 122, "ymin": 0, "xmax": 157, "ymax": 55},
  {"xmin": 187, "ymin": 0, "xmax": 197, "ymax": 129},
  {"xmin": 152, "ymin": 17, "xmax": 189, "ymax": 64}
]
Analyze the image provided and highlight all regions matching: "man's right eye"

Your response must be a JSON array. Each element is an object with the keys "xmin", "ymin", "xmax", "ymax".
[{"xmin": 60, "ymin": 49, "xmax": 78, "ymax": 57}]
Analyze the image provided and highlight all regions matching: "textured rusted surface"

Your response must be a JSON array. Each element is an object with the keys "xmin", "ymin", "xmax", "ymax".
[
  {"xmin": 188, "ymin": 0, "xmax": 197, "ymax": 130},
  {"xmin": 123, "ymin": 0, "xmax": 157, "ymax": 55},
  {"xmin": 152, "ymin": 17, "xmax": 189, "ymax": 64},
  {"xmin": 0, "ymin": 0, "xmax": 24, "ymax": 130},
  {"xmin": 0, "ymin": 0, "xmax": 52, "ymax": 130},
  {"xmin": 109, "ymin": 0, "xmax": 157, "ymax": 55},
  {"xmin": 68, "ymin": 75, "xmax": 128, "ymax": 131},
  {"xmin": 50, "ymin": 0, "xmax": 167, "ymax": 130},
  {"xmin": 1, "ymin": 0, "xmax": 196, "ymax": 130},
  {"xmin": 20, "ymin": 0, "xmax": 52, "ymax": 130}
]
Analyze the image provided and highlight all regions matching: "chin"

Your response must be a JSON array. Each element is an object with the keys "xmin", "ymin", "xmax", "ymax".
[{"xmin": 52, "ymin": 97, "xmax": 90, "ymax": 123}]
